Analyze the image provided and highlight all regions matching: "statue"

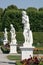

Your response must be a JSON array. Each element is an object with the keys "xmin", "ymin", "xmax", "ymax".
[
  {"xmin": 3, "ymin": 28, "xmax": 8, "ymax": 45},
  {"xmin": 10, "ymin": 24, "xmax": 17, "ymax": 53},
  {"xmin": 4, "ymin": 28, "xmax": 8, "ymax": 40},
  {"xmin": 22, "ymin": 11, "xmax": 33, "ymax": 47},
  {"xmin": 10, "ymin": 24, "xmax": 17, "ymax": 44},
  {"xmin": 20, "ymin": 11, "xmax": 34, "ymax": 60}
]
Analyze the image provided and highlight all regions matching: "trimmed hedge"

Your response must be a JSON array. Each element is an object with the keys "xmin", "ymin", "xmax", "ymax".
[{"xmin": 0, "ymin": 32, "xmax": 43, "ymax": 47}]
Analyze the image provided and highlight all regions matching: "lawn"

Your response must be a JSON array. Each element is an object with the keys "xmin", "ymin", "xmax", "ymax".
[
  {"xmin": 7, "ymin": 55, "xmax": 22, "ymax": 65},
  {"xmin": 16, "ymin": 61, "xmax": 22, "ymax": 65},
  {"xmin": 7, "ymin": 55, "xmax": 21, "ymax": 60},
  {"xmin": 7, "ymin": 55, "xmax": 43, "ymax": 65}
]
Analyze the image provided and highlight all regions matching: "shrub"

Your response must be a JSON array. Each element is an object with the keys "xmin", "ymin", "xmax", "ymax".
[{"xmin": 1, "ymin": 43, "xmax": 10, "ymax": 53}]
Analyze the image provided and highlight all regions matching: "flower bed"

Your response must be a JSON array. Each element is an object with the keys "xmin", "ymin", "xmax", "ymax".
[{"xmin": 21, "ymin": 56, "xmax": 41, "ymax": 65}]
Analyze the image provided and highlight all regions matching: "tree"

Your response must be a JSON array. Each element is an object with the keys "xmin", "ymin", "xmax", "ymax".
[
  {"xmin": 26, "ymin": 7, "xmax": 43, "ymax": 32},
  {"xmin": 1, "ymin": 6, "xmax": 43, "ymax": 32},
  {"xmin": 27, "ymin": 7, "xmax": 37, "ymax": 12},
  {"xmin": 2, "ymin": 9, "xmax": 22, "ymax": 32},
  {"xmin": 39, "ymin": 8, "xmax": 43, "ymax": 11},
  {"xmin": 6, "ymin": 5, "xmax": 18, "ymax": 10},
  {"xmin": 0, "ymin": 8, "xmax": 3, "ymax": 31}
]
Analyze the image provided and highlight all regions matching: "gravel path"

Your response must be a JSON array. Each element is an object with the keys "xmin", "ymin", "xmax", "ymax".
[{"xmin": 0, "ymin": 49, "xmax": 16, "ymax": 65}]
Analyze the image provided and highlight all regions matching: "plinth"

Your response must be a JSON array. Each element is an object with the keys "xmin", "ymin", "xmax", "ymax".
[
  {"xmin": 10, "ymin": 44, "xmax": 17, "ymax": 54},
  {"xmin": 20, "ymin": 46, "xmax": 35, "ymax": 60}
]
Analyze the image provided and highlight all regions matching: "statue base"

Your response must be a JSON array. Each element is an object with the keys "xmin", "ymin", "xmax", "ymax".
[
  {"xmin": 20, "ymin": 46, "xmax": 35, "ymax": 60},
  {"xmin": 10, "ymin": 43, "xmax": 17, "ymax": 54}
]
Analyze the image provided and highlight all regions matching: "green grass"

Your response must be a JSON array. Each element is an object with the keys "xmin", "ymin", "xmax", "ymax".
[
  {"xmin": 7, "ymin": 55, "xmax": 22, "ymax": 65},
  {"xmin": 7, "ymin": 55, "xmax": 21, "ymax": 60},
  {"xmin": 16, "ymin": 61, "xmax": 22, "ymax": 65},
  {"xmin": 7, "ymin": 55, "xmax": 43, "ymax": 65},
  {"xmin": 39, "ymin": 62, "xmax": 43, "ymax": 65}
]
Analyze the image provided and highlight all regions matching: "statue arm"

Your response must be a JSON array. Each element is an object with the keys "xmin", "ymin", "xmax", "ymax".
[{"xmin": 22, "ymin": 15, "xmax": 29, "ymax": 22}]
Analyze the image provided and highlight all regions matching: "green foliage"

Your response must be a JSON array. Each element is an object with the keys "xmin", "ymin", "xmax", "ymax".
[
  {"xmin": 0, "ymin": 32, "xmax": 43, "ymax": 54},
  {"xmin": 0, "ymin": 32, "xmax": 3, "ymax": 45},
  {"xmin": 0, "ymin": 32, "xmax": 43, "ymax": 47},
  {"xmin": 0, "ymin": 5, "xmax": 43, "ymax": 32},
  {"xmin": 27, "ymin": 7, "xmax": 37, "ymax": 11},
  {"xmin": 33, "ymin": 32, "xmax": 43, "ymax": 47},
  {"xmin": 7, "ymin": 5, "xmax": 18, "ymax": 10},
  {"xmin": 27, "ymin": 9, "xmax": 43, "ymax": 32},
  {"xmin": 16, "ymin": 32, "xmax": 24, "ymax": 45},
  {"xmin": 0, "ymin": 8, "xmax": 3, "ymax": 31},
  {"xmin": 2, "ymin": 9, "xmax": 22, "ymax": 31},
  {"xmin": 39, "ymin": 8, "xmax": 43, "ymax": 11}
]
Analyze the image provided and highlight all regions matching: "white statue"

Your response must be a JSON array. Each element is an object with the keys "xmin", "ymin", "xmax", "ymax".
[
  {"xmin": 3, "ymin": 28, "xmax": 8, "ymax": 45},
  {"xmin": 4, "ymin": 28, "xmax": 8, "ymax": 40},
  {"xmin": 10, "ymin": 24, "xmax": 17, "ymax": 44},
  {"xmin": 22, "ymin": 11, "xmax": 33, "ymax": 47}
]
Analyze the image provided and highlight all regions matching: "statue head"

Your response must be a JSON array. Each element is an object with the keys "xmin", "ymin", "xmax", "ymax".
[
  {"xmin": 10, "ymin": 24, "xmax": 15, "ymax": 32},
  {"xmin": 22, "ymin": 11, "xmax": 27, "ymax": 16},
  {"xmin": 10, "ymin": 24, "xmax": 13, "ymax": 28},
  {"xmin": 5, "ymin": 28, "xmax": 7, "ymax": 32}
]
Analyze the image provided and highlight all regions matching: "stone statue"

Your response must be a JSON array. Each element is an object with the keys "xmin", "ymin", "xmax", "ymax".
[
  {"xmin": 4, "ymin": 28, "xmax": 8, "ymax": 40},
  {"xmin": 20, "ymin": 11, "xmax": 34, "ymax": 60},
  {"xmin": 10, "ymin": 24, "xmax": 17, "ymax": 44},
  {"xmin": 22, "ymin": 11, "xmax": 33, "ymax": 47},
  {"xmin": 3, "ymin": 28, "xmax": 8, "ymax": 45},
  {"xmin": 10, "ymin": 24, "xmax": 17, "ymax": 53}
]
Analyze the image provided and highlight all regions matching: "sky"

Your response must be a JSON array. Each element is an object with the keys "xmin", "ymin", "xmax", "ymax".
[{"xmin": 0, "ymin": 0, "xmax": 43, "ymax": 9}]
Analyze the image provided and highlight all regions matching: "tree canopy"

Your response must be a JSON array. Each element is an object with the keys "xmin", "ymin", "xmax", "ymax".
[{"xmin": 0, "ymin": 5, "xmax": 43, "ymax": 32}]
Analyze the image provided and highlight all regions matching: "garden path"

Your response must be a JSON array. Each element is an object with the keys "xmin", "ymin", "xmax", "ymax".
[{"xmin": 0, "ymin": 49, "xmax": 16, "ymax": 65}]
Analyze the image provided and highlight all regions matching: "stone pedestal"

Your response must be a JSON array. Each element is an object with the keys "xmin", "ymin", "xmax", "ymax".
[
  {"xmin": 20, "ymin": 46, "xmax": 35, "ymax": 60},
  {"xmin": 10, "ymin": 44, "xmax": 17, "ymax": 54}
]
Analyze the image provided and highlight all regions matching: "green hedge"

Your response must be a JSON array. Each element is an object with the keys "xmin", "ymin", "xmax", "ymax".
[
  {"xmin": 0, "ymin": 32, "xmax": 43, "ymax": 47},
  {"xmin": 1, "ymin": 6, "xmax": 43, "ymax": 32}
]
